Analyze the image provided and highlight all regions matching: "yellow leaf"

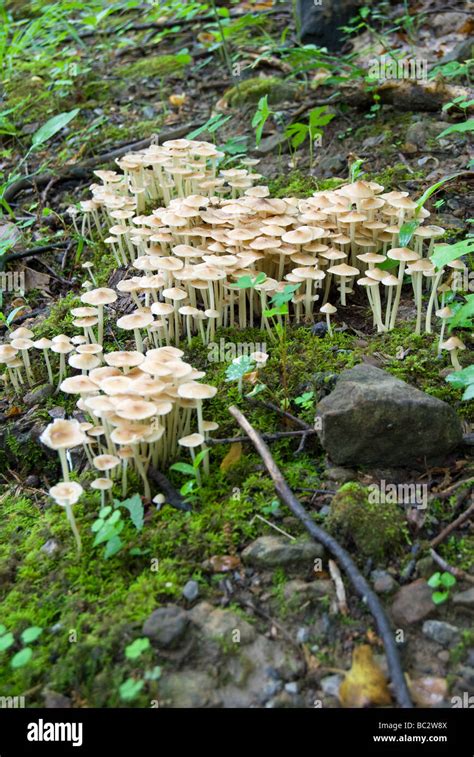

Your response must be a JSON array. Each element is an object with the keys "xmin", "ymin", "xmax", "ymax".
[
  {"xmin": 339, "ymin": 645, "xmax": 392, "ymax": 708},
  {"xmin": 220, "ymin": 442, "xmax": 242, "ymax": 472},
  {"xmin": 169, "ymin": 94, "xmax": 187, "ymax": 107}
]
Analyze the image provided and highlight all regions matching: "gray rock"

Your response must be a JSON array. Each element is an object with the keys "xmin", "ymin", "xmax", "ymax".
[
  {"xmin": 422, "ymin": 620, "xmax": 460, "ymax": 646},
  {"xmin": 182, "ymin": 580, "xmax": 199, "ymax": 602},
  {"xmin": 283, "ymin": 579, "xmax": 334, "ymax": 604},
  {"xmin": 41, "ymin": 539, "xmax": 60, "ymax": 557},
  {"xmin": 319, "ymin": 505, "xmax": 331, "ymax": 516},
  {"xmin": 391, "ymin": 580, "xmax": 435, "ymax": 625},
  {"xmin": 25, "ymin": 475, "xmax": 39, "ymax": 487},
  {"xmin": 441, "ymin": 37, "xmax": 474, "ymax": 64},
  {"xmin": 315, "ymin": 154, "xmax": 345, "ymax": 179},
  {"xmin": 242, "ymin": 535, "xmax": 323, "ymax": 568},
  {"xmin": 159, "ymin": 671, "xmax": 221, "ymax": 708},
  {"xmin": 189, "ymin": 602, "xmax": 256, "ymax": 645},
  {"xmin": 266, "ymin": 691, "xmax": 304, "ymax": 708},
  {"xmin": 316, "ymin": 365, "xmax": 462, "ymax": 466},
  {"xmin": 43, "ymin": 689, "xmax": 71, "ymax": 708},
  {"xmin": 321, "ymin": 674, "xmax": 343, "ymax": 697},
  {"xmin": 263, "ymin": 679, "xmax": 282, "ymax": 698},
  {"xmin": 406, "ymin": 121, "xmax": 452, "ymax": 149},
  {"xmin": 371, "ymin": 569, "xmax": 397, "ymax": 594},
  {"xmin": 285, "ymin": 681, "xmax": 299, "ymax": 694},
  {"xmin": 416, "ymin": 556, "xmax": 435, "ymax": 578},
  {"xmin": 323, "ymin": 466, "xmax": 356, "ymax": 484},
  {"xmin": 142, "ymin": 605, "xmax": 189, "ymax": 648},
  {"xmin": 24, "ymin": 384, "xmax": 54, "ymax": 406},
  {"xmin": 452, "ymin": 588, "xmax": 474, "ymax": 608},
  {"xmin": 297, "ymin": 0, "xmax": 362, "ymax": 50}
]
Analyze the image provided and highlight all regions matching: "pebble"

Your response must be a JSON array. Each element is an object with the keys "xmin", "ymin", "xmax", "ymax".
[
  {"xmin": 311, "ymin": 321, "xmax": 328, "ymax": 338},
  {"xmin": 371, "ymin": 569, "xmax": 397, "ymax": 594},
  {"xmin": 25, "ymin": 475, "xmax": 39, "ymax": 487},
  {"xmin": 320, "ymin": 674, "xmax": 343, "ymax": 698},
  {"xmin": 452, "ymin": 588, "xmax": 474, "ymax": 608},
  {"xmin": 422, "ymin": 620, "xmax": 460, "ymax": 647},
  {"xmin": 182, "ymin": 580, "xmax": 199, "ymax": 602},
  {"xmin": 391, "ymin": 580, "xmax": 434, "ymax": 625},
  {"xmin": 263, "ymin": 680, "xmax": 282, "ymax": 698},
  {"xmin": 285, "ymin": 682, "xmax": 299, "ymax": 695},
  {"xmin": 437, "ymin": 650, "xmax": 450, "ymax": 663},
  {"xmin": 142, "ymin": 605, "xmax": 189, "ymax": 648},
  {"xmin": 24, "ymin": 384, "xmax": 54, "ymax": 406},
  {"xmin": 41, "ymin": 539, "xmax": 60, "ymax": 557}
]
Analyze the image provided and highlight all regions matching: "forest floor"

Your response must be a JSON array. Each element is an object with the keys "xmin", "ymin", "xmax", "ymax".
[{"xmin": 0, "ymin": 0, "xmax": 473, "ymax": 708}]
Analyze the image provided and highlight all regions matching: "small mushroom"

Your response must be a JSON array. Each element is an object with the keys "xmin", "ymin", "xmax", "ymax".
[
  {"xmin": 440, "ymin": 335, "xmax": 466, "ymax": 372},
  {"xmin": 49, "ymin": 481, "xmax": 83, "ymax": 554},
  {"xmin": 320, "ymin": 303, "xmax": 337, "ymax": 336}
]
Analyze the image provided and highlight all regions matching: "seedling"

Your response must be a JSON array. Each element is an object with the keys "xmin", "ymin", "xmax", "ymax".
[
  {"xmin": 91, "ymin": 494, "xmax": 144, "ymax": 559},
  {"xmin": 427, "ymin": 571, "xmax": 457, "ymax": 605},
  {"xmin": 0, "ymin": 624, "xmax": 43, "ymax": 669}
]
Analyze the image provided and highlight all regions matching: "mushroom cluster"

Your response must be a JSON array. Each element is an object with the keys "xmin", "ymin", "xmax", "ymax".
[{"xmin": 74, "ymin": 147, "xmax": 467, "ymax": 341}]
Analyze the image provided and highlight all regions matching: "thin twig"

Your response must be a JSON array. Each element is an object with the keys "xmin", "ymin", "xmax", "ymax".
[
  {"xmin": 147, "ymin": 467, "xmax": 191, "ymax": 512},
  {"xmin": 430, "ymin": 549, "xmax": 474, "ymax": 585},
  {"xmin": 430, "ymin": 499, "xmax": 474, "ymax": 549},
  {"xmin": 430, "ymin": 478, "xmax": 474, "ymax": 502},
  {"xmin": 208, "ymin": 429, "xmax": 317, "ymax": 445},
  {"xmin": 245, "ymin": 396, "xmax": 312, "ymax": 430},
  {"xmin": 328, "ymin": 559, "xmax": 348, "ymax": 615},
  {"xmin": 228, "ymin": 404, "xmax": 413, "ymax": 709}
]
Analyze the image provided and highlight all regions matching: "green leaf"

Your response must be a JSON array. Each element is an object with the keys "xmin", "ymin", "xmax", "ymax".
[
  {"xmin": 399, "ymin": 220, "xmax": 419, "ymax": 247},
  {"xmin": 170, "ymin": 462, "xmax": 196, "ymax": 476},
  {"xmin": 108, "ymin": 510, "xmax": 121, "ymax": 525},
  {"xmin": 186, "ymin": 114, "xmax": 231, "ymax": 140},
  {"xmin": 99, "ymin": 506, "xmax": 112, "ymax": 518},
  {"xmin": 432, "ymin": 590, "xmax": 449, "ymax": 605},
  {"xmin": 0, "ymin": 624, "xmax": 6, "ymax": 636},
  {"xmin": 437, "ymin": 119, "xmax": 474, "ymax": 139},
  {"xmin": 6, "ymin": 306, "xmax": 26, "ymax": 327},
  {"xmin": 446, "ymin": 365, "xmax": 474, "ymax": 388},
  {"xmin": 427, "ymin": 572, "xmax": 441, "ymax": 588},
  {"xmin": 11, "ymin": 647, "xmax": 33, "ymax": 668},
  {"xmin": 91, "ymin": 518, "xmax": 104, "ymax": 533},
  {"xmin": 462, "ymin": 384, "xmax": 474, "ymax": 401},
  {"xmin": 416, "ymin": 174, "xmax": 462, "ymax": 215},
  {"xmin": 20, "ymin": 626, "xmax": 42, "ymax": 644},
  {"xmin": 144, "ymin": 665, "xmax": 162, "ymax": 681},
  {"xmin": 0, "ymin": 632, "xmax": 14, "ymax": 651},
  {"xmin": 125, "ymin": 637, "xmax": 150, "ymax": 660},
  {"xmin": 440, "ymin": 572, "xmax": 456, "ymax": 588},
  {"xmin": 430, "ymin": 238, "xmax": 474, "ymax": 269},
  {"xmin": 104, "ymin": 535, "xmax": 123, "ymax": 559},
  {"xmin": 225, "ymin": 355, "xmax": 255, "ymax": 381},
  {"xmin": 180, "ymin": 480, "xmax": 196, "ymax": 496},
  {"xmin": 93, "ymin": 523, "xmax": 118, "ymax": 547},
  {"xmin": 31, "ymin": 109, "xmax": 80, "ymax": 149},
  {"xmin": 122, "ymin": 493, "xmax": 144, "ymax": 531},
  {"xmin": 449, "ymin": 294, "xmax": 474, "ymax": 330},
  {"xmin": 119, "ymin": 678, "xmax": 144, "ymax": 702},
  {"xmin": 193, "ymin": 448, "xmax": 209, "ymax": 469},
  {"xmin": 270, "ymin": 283, "xmax": 300, "ymax": 308}
]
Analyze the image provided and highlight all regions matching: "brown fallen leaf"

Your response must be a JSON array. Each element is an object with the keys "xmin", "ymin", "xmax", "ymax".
[
  {"xmin": 169, "ymin": 94, "xmax": 187, "ymax": 108},
  {"xmin": 220, "ymin": 442, "xmax": 242, "ymax": 472},
  {"xmin": 339, "ymin": 645, "xmax": 392, "ymax": 708},
  {"xmin": 209, "ymin": 554, "xmax": 241, "ymax": 573},
  {"xmin": 409, "ymin": 676, "xmax": 447, "ymax": 707},
  {"xmin": 5, "ymin": 406, "xmax": 23, "ymax": 417}
]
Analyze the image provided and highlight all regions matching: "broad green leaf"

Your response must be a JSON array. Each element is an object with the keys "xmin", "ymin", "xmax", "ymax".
[
  {"xmin": 398, "ymin": 220, "xmax": 419, "ymax": 247},
  {"xmin": 430, "ymin": 238, "xmax": 474, "ymax": 269},
  {"xmin": 32, "ymin": 109, "xmax": 80, "ymax": 149},
  {"xmin": 122, "ymin": 493, "xmax": 144, "ymax": 531},
  {"xmin": 432, "ymin": 591, "xmax": 449, "ymax": 605},
  {"xmin": 125, "ymin": 637, "xmax": 150, "ymax": 660},
  {"xmin": 104, "ymin": 535, "xmax": 123, "ymax": 559},
  {"xmin": 170, "ymin": 462, "xmax": 196, "ymax": 476},
  {"xmin": 99, "ymin": 506, "xmax": 112, "ymax": 518},
  {"xmin": 437, "ymin": 119, "xmax": 474, "ymax": 139},
  {"xmin": 0, "ymin": 632, "xmax": 14, "ymax": 651},
  {"xmin": 11, "ymin": 647, "xmax": 33, "ymax": 668},
  {"xmin": 0, "ymin": 624, "xmax": 6, "ymax": 635},
  {"xmin": 180, "ymin": 480, "xmax": 195, "ymax": 496},
  {"xmin": 93, "ymin": 523, "xmax": 118, "ymax": 547},
  {"xmin": 427, "ymin": 572, "xmax": 441, "ymax": 588},
  {"xmin": 91, "ymin": 518, "xmax": 104, "ymax": 533},
  {"xmin": 449, "ymin": 293, "xmax": 474, "ymax": 330},
  {"xmin": 193, "ymin": 448, "xmax": 209, "ymax": 469},
  {"xmin": 440, "ymin": 572, "xmax": 456, "ymax": 588},
  {"xmin": 446, "ymin": 365, "xmax": 474, "ymax": 388},
  {"xmin": 20, "ymin": 626, "xmax": 42, "ymax": 644},
  {"xmin": 119, "ymin": 678, "xmax": 144, "ymax": 702},
  {"xmin": 225, "ymin": 355, "xmax": 255, "ymax": 381},
  {"xmin": 108, "ymin": 510, "xmax": 121, "ymax": 525},
  {"xmin": 463, "ymin": 384, "xmax": 474, "ymax": 400}
]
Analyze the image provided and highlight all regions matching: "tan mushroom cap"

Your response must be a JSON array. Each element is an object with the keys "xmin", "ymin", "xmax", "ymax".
[
  {"xmin": 117, "ymin": 311, "xmax": 154, "ymax": 330},
  {"xmin": 68, "ymin": 353, "xmax": 102, "ymax": 371},
  {"xmin": 0, "ymin": 344, "xmax": 19, "ymax": 362},
  {"xmin": 91, "ymin": 478, "xmax": 114, "ymax": 491},
  {"xmin": 10, "ymin": 337, "xmax": 34, "ymax": 350},
  {"xmin": 435, "ymin": 306, "xmax": 453, "ymax": 319},
  {"xmin": 49, "ymin": 481, "xmax": 84, "ymax": 507},
  {"xmin": 9, "ymin": 326, "xmax": 34, "ymax": 340},
  {"xmin": 441, "ymin": 336, "xmax": 466, "ymax": 351},
  {"xmin": 60, "ymin": 376, "xmax": 98, "ymax": 394},
  {"xmin": 32, "ymin": 338, "xmax": 52, "ymax": 350},
  {"xmin": 115, "ymin": 399, "xmax": 158, "ymax": 421},
  {"xmin": 40, "ymin": 419, "xmax": 87, "ymax": 450},
  {"xmin": 327, "ymin": 263, "xmax": 360, "ymax": 277},
  {"xmin": 80, "ymin": 287, "xmax": 117, "ymax": 306},
  {"xmin": 178, "ymin": 433, "xmax": 205, "ymax": 448},
  {"xmin": 202, "ymin": 420, "xmax": 219, "ymax": 432},
  {"xmin": 320, "ymin": 303, "xmax": 337, "ymax": 314},
  {"xmin": 386, "ymin": 247, "xmax": 419, "ymax": 263},
  {"xmin": 93, "ymin": 454, "xmax": 121, "ymax": 471},
  {"xmin": 177, "ymin": 382, "xmax": 217, "ymax": 400},
  {"xmin": 104, "ymin": 350, "xmax": 145, "ymax": 368}
]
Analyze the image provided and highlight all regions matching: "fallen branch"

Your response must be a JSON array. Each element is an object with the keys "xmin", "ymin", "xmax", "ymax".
[
  {"xmin": 430, "ymin": 548, "xmax": 474, "ymax": 585},
  {"xmin": 245, "ymin": 396, "xmax": 312, "ymax": 430},
  {"xmin": 208, "ymin": 429, "xmax": 317, "ymax": 445},
  {"xmin": 0, "ymin": 243, "xmax": 69, "ymax": 272},
  {"xmin": 430, "ymin": 477, "xmax": 474, "ymax": 502},
  {"xmin": 430, "ymin": 498, "xmax": 474, "ymax": 549},
  {"xmin": 147, "ymin": 467, "xmax": 191, "ymax": 512},
  {"xmin": 4, "ymin": 123, "xmax": 200, "ymax": 204},
  {"xmin": 328, "ymin": 559, "xmax": 348, "ymax": 615},
  {"xmin": 229, "ymin": 404, "xmax": 413, "ymax": 708}
]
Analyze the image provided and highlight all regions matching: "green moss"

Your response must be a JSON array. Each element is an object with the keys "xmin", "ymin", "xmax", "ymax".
[
  {"xmin": 223, "ymin": 76, "xmax": 297, "ymax": 106},
  {"xmin": 368, "ymin": 161, "xmax": 423, "ymax": 187},
  {"xmin": 121, "ymin": 54, "xmax": 189, "ymax": 80},
  {"xmin": 326, "ymin": 482, "xmax": 409, "ymax": 563}
]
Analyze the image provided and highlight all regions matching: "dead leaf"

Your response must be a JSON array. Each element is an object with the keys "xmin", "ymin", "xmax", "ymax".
[
  {"xmin": 244, "ymin": 370, "xmax": 258, "ymax": 385},
  {"xmin": 409, "ymin": 676, "xmax": 447, "ymax": 707},
  {"xmin": 24, "ymin": 267, "xmax": 50, "ymax": 293},
  {"xmin": 339, "ymin": 645, "xmax": 392, "ymax": 707},
  {"xmin": 209, "ymin": 554, "xmax": 241, "ymax": 573},
  {"xmin": 220, "ymin": 442, "xmax": 242, "ymax": 472},
  {"xmin": 197, "ymin": 32, "xmax": 214, "ymax": 44},
  {"xmin": 6, "ymin": 406, "xmax": 23, "ymax": 417}
]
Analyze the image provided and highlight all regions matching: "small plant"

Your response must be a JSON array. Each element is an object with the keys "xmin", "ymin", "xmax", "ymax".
[
  {"xmin": 262, "ymin": 498, "xmax": 281, "ymax": 517},
  {"xmin": 225, "ymin": 354, "xmax": 256, "ymax": 396},
  {"xmin": 427, "ymin": 571, "xmax": 457, "ymax": 605},
  {"xmin": 284, "ymin": 106, "xmax": 334, "ymax": 168},
  {"xmin": 92, "ymin": 494, "xmax": 144, "ymax": 559},
  {"xmin": 170, "ymin": 448, "xmax": 209, "ymax": 501},
  {"xmin": 0, "ymin": 624, "xmax": 43, "ymax": 669},
  {"xmin": 294, "ymin": 391, "xmax": 315, "ymax": 412},
  {"xmin": 252, "ymin": 95, "xmax": 273, "ymax": 147}
]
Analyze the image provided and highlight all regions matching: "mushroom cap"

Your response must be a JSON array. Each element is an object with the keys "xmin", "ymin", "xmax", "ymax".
[
  {"xmin": 9, "ymin": 326, "xmax": 34, "ymax": 340},
  {"xmin": 202, "ymin": 420, "xmax": 219, "ymax": 432},
  {"xmin": 33, "ymin": 338, "xmax": 52, "ymax": 349},
  {"xmin": 435, "ymin": 306, "xmax": 453, "ymax": 319},
  {"xmin": 49, "ymin": 481, "xmax": 83, "ymax": 507},
  {"xmin": 10, "ymin": 337, "xmax": 34, "ymax": 350},
  {"xmin": 93, "ymin": 454, "xmax": 121, "ymax": 471},
  {"xmin": 104, "ymin": 350, "xmax": 145, "ymax": 368},
  {"xmin": 115, "ymin": 399, "xmax": 158, "ymax": 421},
  {"xmin": 327, "ymin": 263, "xmax": 360, "ymax": 277},
  {"xmin": 441, "ymin": 336, "xmax": 466, "ymax": 351},
  {"xmin": 91, "ymin": 477, "xmax": 114, "ymax": 491},
  {"xmin": 250, "ymin": 351, "xmax": 269, "ymax": 364},
  {"xmin": 381, "ymin": 274, "xmax": 399, "ymax": 287},
  {"xmin": 339, "ymin": 180, "xmax": 374, "ymax": 200},
  {"xmin": 40, "ymin": 419, "xmax": 87, "ymax": 450},
  {"xmin": 386, "ymin": 247, "xmax": 419, "ymax": 263},
  {"xmin": 177, "ymin": 382, "xmax": 217, "ymax": 401},
  {"xmin": 60, "ymin": 376, "xmax": 98, "ymax": 394},
  {"xmin": 0, "ymin": 344, "xmax": 19, "ymax": 362},
  {"xmin": 76, "ymin": 343, "xmax": 103, "ymax": 355},
  {"xmin": 68, "ymin": 353, "xmax": 102, "ymax": 371},
  {"xmin": 320, "ymin": 303, "xmax": 337, "ymax": 314},
  {"xmin": 117, "ymin": 311, "xmax": 154, "ymax": 330},
  {"xmin": 80, "ymin": 287, "xmax": 117, "ymax": 306},
  {"xmin": 178, "ymin": 433, "xmax": 205, "ymax": 448}
]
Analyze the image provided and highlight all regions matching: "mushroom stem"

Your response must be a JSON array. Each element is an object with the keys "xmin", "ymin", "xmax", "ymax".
[
  {"xmin": 385, "ymin": 287, "xmax": 394, "ymax": 331},
  {"xmin": 65, "ymin": 504, "xmax": 82, "ymax": 554},
  {"xmin": 425, "ymin": 269, "xmax": 444, "ymax": 334},
  {"xmin": 43, "ymin": 348, "xmax": 54, "ymax": 385},
  {"xmin": 390, "ymin": 262, "xmax": 406, "ymax": 330},
  {"xmin": 325, "ymin": 314, "xmax": 332, "ymax": 336},
  {"xmin": 132, "ymin": 444, "xmax": 151, "ymax": 500},
  {"xmin": 437, "ymin": 321, "xmax": 447, "ymax": 358},
  {"xmin": 189, "ymin": 448, "xmax": 201, "ymax": 486},
  {"xmin": 58, "ymin": 448, "xmax": 70, "ymax": 482},
  {"xmin": 195, "ymin": 401, "xmax": 209, "ymax": 476},
  {"xmin": 97, "ymin": 305, "xmax": 104, "ymax": 346},
  {"xmin": 450, "ymin": 349, "xmax": 462, "ymax": 372},
  {"xmin": 339, "ymin": 276, "xmax": 347, "ymax": 306}
]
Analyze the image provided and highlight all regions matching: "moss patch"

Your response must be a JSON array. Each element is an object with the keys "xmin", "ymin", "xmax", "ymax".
[{"xmin": 223, "ymin": 76, "xmax": 297, "ymax": 106}]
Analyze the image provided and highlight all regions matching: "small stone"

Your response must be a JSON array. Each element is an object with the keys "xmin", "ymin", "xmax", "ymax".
[
  {"xmin": 189, "ymin": 602, "xmax": 256, "ymax": 644},
  {"xmin": 25, "ymin": 475, "xmax": 39, "ymax": 487},
  {"xmin": 319, "ymin": 505, "xmax": 331, "ymax": 517},
  {"xmin": 452, "ymin": 588, "xmax": 474, "ymax": 608},
  {"xmin": 41, "ymin": 539, "xmax": 60, "ymax": 557},
  {"xmin": 321, "ymin": 674, "xmax": 343, "ymax": 697},
  {"xmin": 48, "ymin": 406, "xmax": 66, "ymax": 419},
  {"xmin": 416, "ymin": 556, "xmax": 435, "ymax": 578},
  {"xmin": 263, "ymin": 680, "xmax": 282, "ymax": 698},
  {"xmin": 438, "ymin": 650, "xmax": 450, "ymax": 663},
  {"xmin": 296, "ymin": 627, "xmax": 310, "ymax": 644},
  {"xmin": 391, "ymin": 580, "xmax": 434, "ymax": 625},
  {"xmin": 323, "ymin": 466, "xmax": 356, "ymax": 484},
  {"xmin": 142, "ymin": 605, "xmax": 189, "ymax": 648},
  {"xmin": 311, "ymin": 321, "xmax": 328, "ymax": 338},
  {"xmin": 242, "ymin": 535, "xmax": 323, "ymax": 569},
  {"xmin": 422, "ymin": 620, "xmax": 460, "ymax": 647},
  {"xmin": 283, "ymin": 579, "xmax": 334, "ymax": 604},
  {"xmin": 43, "ymin": 689, "xmax": 71, "ymax": 708},
  {"xmin": 371, "ymin": 569, "xmax": 397, "ymax": 594},
  {"xmin": 182, "ymin": 580, "xmax": 199, "ymax": 602},
  {"xmin": 266, "ymin": 691, "xmax": 303, "ymax": 708},
  {"xmin": 285, "ymin": 682, "xmax": 299, "ymax": 694},
  {"xmin": 159, "ymin": 671, "xmax": 221, "ymax": 708},
  {"xmin": 24, "ymin": 384, "xmax": 54, "ymax": 406}
]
